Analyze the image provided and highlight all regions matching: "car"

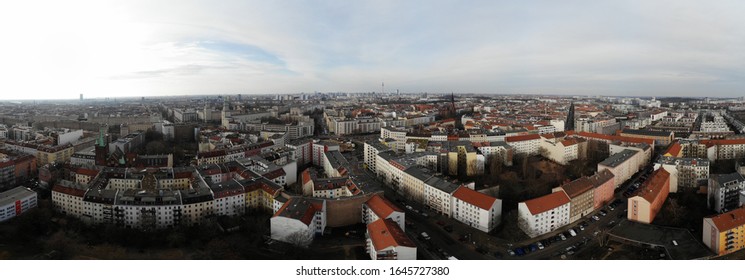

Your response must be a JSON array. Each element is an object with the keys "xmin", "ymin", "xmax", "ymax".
[
  {"xmin": 579, "ymin": 224, "xmax": 585, "ymax": 231},
  {"xmin": 536, "ymin": 242, "xmax": 545, "ymax": 250},
  {"xmin": 608, "ymin": 205, "xmax": 615, "ymax": 211},
  {"xmin": 592, "ymin": 215, "xmax": 600, "ymax": 221},
  {"xmin": 443, "ymin": 225, "xmax": 453, "ymax": 232},
  {"xmin": 405, "ymin": 205, "xmax": 413, "ymax": 210},
  {"xmin": 559, "ymin": 233, "xmax": 567, "ymax": 240},
  {"xmin": 599, "ymin": 210, "xmax": 607, "ymax": 216},
  {"xmin": 421, "ymin": 232, "xmax": 431, "ymax": 240},
  {"xmin": 507, "ymin": 249, "xmax": 515, "ymax": 256},
  {"xmin": 553, "ymin": 235, "xmax": 562, "ymax": 242},
  {"xmin": 515, "ymin": 248, "xmax": 526, "ymax": 256},
  {"xmin": 568, "ymin": 229, "xmax": 577, "ymax": 237},
  {"xmin": 580, "ymin": 221, "xmax": 589, "ymax": 227},
  {"xmin": 617, "ymin": 213, "xmax": 625, "ymax": 219}
]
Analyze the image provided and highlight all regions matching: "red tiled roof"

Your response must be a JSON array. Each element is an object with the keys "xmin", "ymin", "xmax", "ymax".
[
  {"xmin": 664, "ymin": 142, "xmax": 682, "ymax": 157},
  {"xmin": 636, "ymin": 168, "xmax": 670, "ymax": 203},
  {"xmin": 367, "ymin": 218, "xmax": 415, "ymax": 250},
  {"xmin": 522, "ymin": 191, "xmax": 570, "ymax": 216},
  {"xmin": 76, "ymin": 168, "xmax": 99, "ymax": 177},
  {"xmin": 452, "ymin": 186, "xmax": 498, "ymax": 210},
  {"xmin": 708, "ymin": 207, "xmax": 745, "ymax": 232},
  {"xmin": 365, "ymin": 194, "xmax": 402, "ymax": 218},
  {"xmin": 505, "ymin": 134, "xmax": 541, "ymax": 142}
]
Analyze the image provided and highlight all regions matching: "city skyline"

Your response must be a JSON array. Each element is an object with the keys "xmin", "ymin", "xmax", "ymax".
[{"xmin": 2, "ymin": 1, "xmax": 745, "ymax": 99}]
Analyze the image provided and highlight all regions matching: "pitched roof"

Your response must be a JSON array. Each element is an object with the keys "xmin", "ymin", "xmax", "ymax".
[
  {"xmin": 365, "ymin": 194, "xmax": 402, "ymax": 218},
  {"xmin": 636, "ymin": 168, "xmax": 670, "ymax": 203},
  {"xmin": 560, "ymin": 177, "xmax": 594, "ymax": 198},
  {"xmin": 664, "ymin": 141, "xmax": 682, "ymax": 157},
  {"xmin": 452, "ymin": 186, "xmax": 498, "ymax": 210},
  {"xmin": 707, "ymin": 207, "xmax": 745, "ymax": 232},
  {"xmin": 522, "ymin": 191, "xmax": 570, "ymax": 216},
  {"xmin": 505, "ymin": 134, "xmax": 541, "ymax": 142},
  {"xmin": 367, "ymin": 218, "xmax": 415, "ymax": 250}
]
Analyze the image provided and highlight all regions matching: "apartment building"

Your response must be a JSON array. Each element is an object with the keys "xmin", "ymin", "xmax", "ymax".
[
  {"xmin": 656, "ymin": 157, "xmax": 709, "ymax": 193},
  {"xmin": 517, "ymin": 191, "xmax": 571, "ymax": 238},
  {"xmin": 474, "ymin": 141, "xmax": 513, "ymax": 167},
  {"xmin": 553, "ymin": 178, "xmax": 594, "ymax": 223},
  {"xmin": 709, "ymin": 173, "xmax": 745, "ymax": 213},
  {"xmin": 0, "ymin": 187, "xmax": 37, "ymax": 222},
  {"xmin": 703, "ymin": 207, "xmax": 745, "ymax": 256},
  {"xmin": 598, "ymin": 149, "xmax": 644, "ymax": 188},
  {"xmin": 366, "ymin": 218, "xmax": 416, "ymax": 260},
  {"xmin": 270, "ymin": 198, "xmax": 326, "ymax": 246},
  {"xmin": 362, "ymin": 194, "xmax": 405, "ymax": 230},
  {"xmin": 505, "ymin": 134, "xmax": 542, "ymax": 156},
  {"xmin": 451, "ymin": 186, "xmax": 502, "ymax": 233},
  {"xmin": 620, "ymin": 129, "xmax": 674, "ymax": 146},
  {"xmin": 628, "ymin": 168, "xmax": 671, "ymax": 224}
]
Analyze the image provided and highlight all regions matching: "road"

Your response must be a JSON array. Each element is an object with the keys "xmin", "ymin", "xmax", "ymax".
[{"xmin": 339, "ymin": 135, "xmax": 655, "ymax": 260}]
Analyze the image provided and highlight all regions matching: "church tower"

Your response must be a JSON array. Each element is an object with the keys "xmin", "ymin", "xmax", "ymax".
[{"xmin": 94, "ymin": 125, "xmax": 108, "ymax": 166}]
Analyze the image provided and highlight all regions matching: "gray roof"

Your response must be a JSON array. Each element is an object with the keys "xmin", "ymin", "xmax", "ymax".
[
  {"xmin": 324, "ymin": 150, "xmax": 349, "ymax": 170},
  {"xmin": 424, "ymin": 176, "xmax": 460, "ymax": 194},
  {"xmin": 711, "ymin": 172, "xmax": 745, "ymax": 186},
  {"xmin": 0, "ymin": 187, "xmax": 36, "ymax": 206},
  {"xmin": 599, "ymin": 149, "xmax": 640, "ymax": 168}
]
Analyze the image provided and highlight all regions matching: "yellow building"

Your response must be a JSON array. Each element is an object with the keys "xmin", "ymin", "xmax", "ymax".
[
  {"xmin": 37, "ymin": 144, "xmax": 74, "ymax": 165},
  {"xmin": 703, "ymin": 207, "xmax": 745, "ymax": 256}
]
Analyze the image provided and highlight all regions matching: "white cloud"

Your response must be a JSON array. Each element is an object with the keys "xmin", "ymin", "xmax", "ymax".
[{"xmin": 1, "ymin": 0, "xmax": 745, "ymax": 99}]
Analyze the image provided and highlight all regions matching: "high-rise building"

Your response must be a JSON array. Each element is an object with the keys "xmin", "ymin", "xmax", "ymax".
[{"xmin": 80, "ymin": 94, "xmax": 83, "ymax": 101}]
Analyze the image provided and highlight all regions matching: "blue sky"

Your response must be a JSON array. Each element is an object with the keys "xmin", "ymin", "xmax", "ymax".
[{"xmin": 1, "ymin": 0, "xmax": 744, "ymax": 99}]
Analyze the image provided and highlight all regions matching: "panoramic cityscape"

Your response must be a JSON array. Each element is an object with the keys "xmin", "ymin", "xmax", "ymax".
[
  {"xmin": 2, "ymin": 93, "xmax": 745, "ymax": 261},
  {"xmin": 2, "ymin": 2, "xmax": 745, "ymax": 277}
]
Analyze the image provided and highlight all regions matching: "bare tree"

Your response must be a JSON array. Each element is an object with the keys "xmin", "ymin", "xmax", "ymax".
[{"xmin": 285, "ymin": 231, "xmax": 314, "ymax": 248}]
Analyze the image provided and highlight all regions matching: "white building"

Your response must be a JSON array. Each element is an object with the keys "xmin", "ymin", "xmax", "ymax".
[
  {"xmin": 0, "ymin": 187, "xmax": 37, "ymax": 222},
  {"xmin": 270, "ymin": 198, "xmax": 326, "ymax": 246},
  {"xmin": 366, "ymin": 218, "xmax": 417, "ymax": 260},
  {"xmin": 708, "ymin": 173, "xmax": 745, "ymax": 213},
  {"xmin": 362, "ymin": 194, "xmax": 405, "ymax": 231},
  {"xmin": 598, "ymin": 149, "xmax": 644, "ymax": 188},
  {"xmin": 505, "ymin": 134, "xmax": 542, "ymax": 156},
  {"xmin": 517, "ymin": 191, "xmax": 571, "ymax": 238},
  {"xmin": 451, "ymin": 186, "xmax": 501, "ymax": 233}
]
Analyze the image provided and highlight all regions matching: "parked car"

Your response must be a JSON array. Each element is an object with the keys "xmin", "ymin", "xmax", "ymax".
[
  {"xmin": 507, "ymin": 249, "xmax": 515, "ymax": 256},
  {"xmin": 599, "ymin": 210, "xmax": 607, "ymax": 216},
  {"xmin": 559, "ymin": 233, "xmax": 567, "ymax": 240},
  {"xmin": 443, "ymin": 225, "xmax": 453, "ymax": 232},
  {"xmin": 592, "ymin": 215, "xmax": 600, "ymax": 221},
  {"xmin": 536, "ymin": 242, "xmax": 545, "ymax": 250},
  {"xmin": 579, "ymin": 224, "xmax": 585, "ymax": 231},
  {"xmin": 515, "ymin": 248, "xmax": 525, "ymax": 256},
  {"xmin": 568, "ymin": 229, "xmax": 577, "ymax": 237},
  {"xmin": 421, "ymin": 232, "xmax": 431, "ymax": 240}
]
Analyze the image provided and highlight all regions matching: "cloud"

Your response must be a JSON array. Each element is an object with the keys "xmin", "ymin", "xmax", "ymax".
[{"xmin": 2, "ymin": 0, "xmax": 745, "ymax": 99}]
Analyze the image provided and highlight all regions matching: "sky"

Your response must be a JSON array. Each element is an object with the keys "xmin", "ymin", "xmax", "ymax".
[{"xmin": 1, "ymin": 0, "xmax": 744, "ymax": 99}]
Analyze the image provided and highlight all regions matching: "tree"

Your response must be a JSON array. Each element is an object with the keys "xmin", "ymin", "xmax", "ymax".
[{"xmin": 285, "ymin": 231, "xmax": 313, "ymax": 248}]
